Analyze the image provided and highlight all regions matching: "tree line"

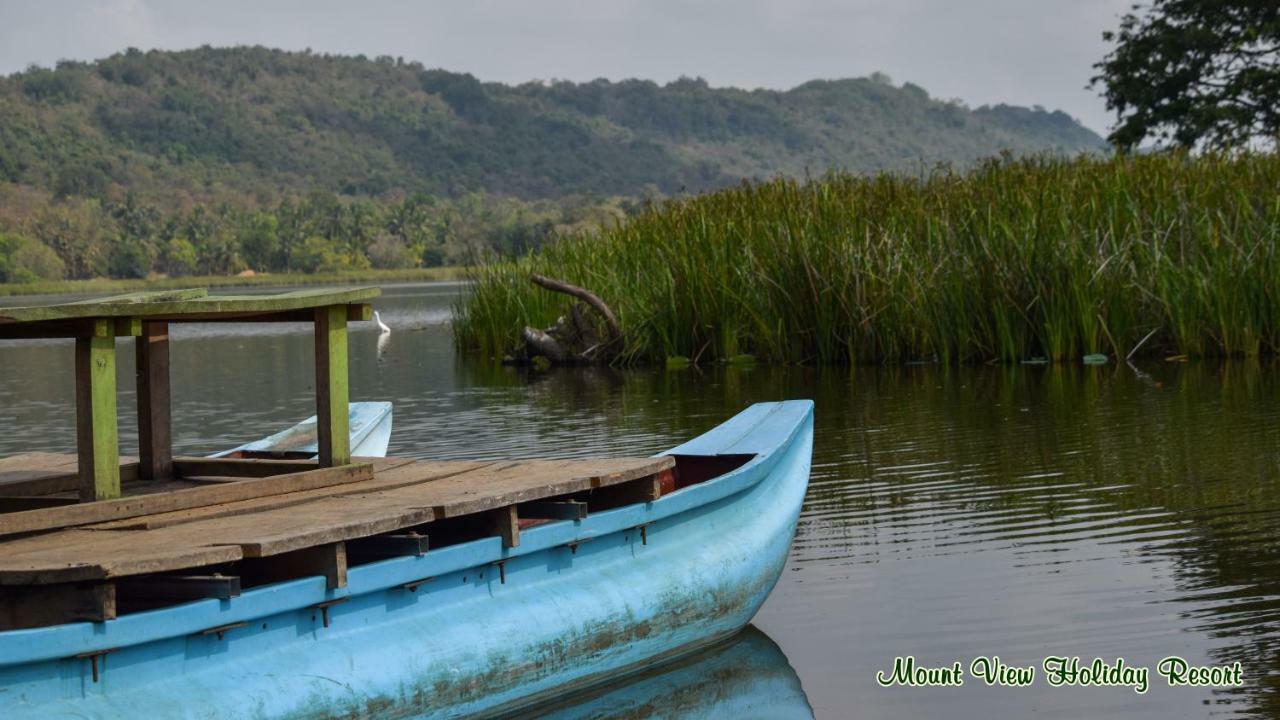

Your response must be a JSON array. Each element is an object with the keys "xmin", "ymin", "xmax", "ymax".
[{"xmin": 0, "ymin": 186, "xmax": 632, "ymax": 283}]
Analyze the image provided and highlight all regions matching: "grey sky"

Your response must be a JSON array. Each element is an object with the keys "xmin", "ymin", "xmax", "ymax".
[{"xmin": 0, "ymin": 0, "xmax": 1130, "ymax": 136}]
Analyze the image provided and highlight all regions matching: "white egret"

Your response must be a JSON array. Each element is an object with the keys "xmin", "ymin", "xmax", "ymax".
[{"xmin": 374, "ymin": 310, "xmax": 391, "ymax": 333}]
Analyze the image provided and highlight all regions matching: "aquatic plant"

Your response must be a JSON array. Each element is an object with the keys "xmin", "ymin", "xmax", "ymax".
[{"xmin": 453, "ymin": 153, "xmax": 1280, "ymax": 365}]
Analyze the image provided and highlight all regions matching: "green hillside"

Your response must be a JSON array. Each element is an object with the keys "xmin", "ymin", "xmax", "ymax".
[
  {"xmin": 1, "ymin": 47, "xmax": 1104, "ymax": 203},
  {"xmin": 0, "ymin": 47, "xmax": 1105, "ymax": 283}
]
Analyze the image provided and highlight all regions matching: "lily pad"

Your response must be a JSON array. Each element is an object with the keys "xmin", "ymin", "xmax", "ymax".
[
  {"xmin": 1082, "ymin": 353, "xmax": 1109, "ymax": 365},
  {"xmin": 665, "ymin": 355, "xmax": 691, "ymax": 369},
  {"xmin": 1020, "ymin": 357, "xmax": 1049, "ymax": 365}
]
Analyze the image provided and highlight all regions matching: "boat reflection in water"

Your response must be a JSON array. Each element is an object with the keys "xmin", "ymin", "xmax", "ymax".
[{"xmin": 500, "ymin": 626, "xmax": 813, "ymax": 720}]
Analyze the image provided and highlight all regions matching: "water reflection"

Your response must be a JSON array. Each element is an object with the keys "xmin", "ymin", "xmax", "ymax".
[
  {"xmin": 499, "ymin": 627, "xmax": 812, "ymax": 720},
  {"xmin": 4, "ymin": 285, "xmax": 1280, "ymax": 718}
]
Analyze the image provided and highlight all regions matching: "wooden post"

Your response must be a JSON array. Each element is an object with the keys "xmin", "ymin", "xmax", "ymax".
[
  {"xmin": 75, "ymin": 320, "xmax": 120, "ymax": 502},
  {"xmin": 490, "ymin": 505, "xmax": 520, "ymax": 548},
  {"xmin": 314, "ymin": 305, "xmax": 350, "ymax": 467},
  {"xmin": 136, "ymin": 320, "xmax": 172, "ymax": 481}
]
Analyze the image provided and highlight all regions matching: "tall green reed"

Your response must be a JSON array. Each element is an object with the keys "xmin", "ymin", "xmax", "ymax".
[{"xmin": 453, "ymin": 153, "xmax": 1280, "ymax": 365}]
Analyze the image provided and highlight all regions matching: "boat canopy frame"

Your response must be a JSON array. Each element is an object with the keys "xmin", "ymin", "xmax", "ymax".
[{"xmin": 0, "ymin": 287, "xmax": 378, "ymax": 501}]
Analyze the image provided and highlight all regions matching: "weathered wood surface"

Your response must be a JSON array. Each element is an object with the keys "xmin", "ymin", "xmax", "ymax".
[
  {"xmin": 0, "ymin": 462, "xmax": 375, "ymax": 537},
  {"xmin": 0, "ymin": 287, "xmax": 380, "ymax": 325},
  {"xmin": 0, "ymin": 582, "xmax": 116, "ymax": 629},
  {"xmin": 75, "ymin": 320, "xmax": 120, "ymax": 501},
  {"xmin": 314, "ymin": 305, "xmax": 350, "ymax": 467},
  {"xmin": 172, "ymin": 457, "xmax": 325, "ymax": 478},
  {"xmin": 136, "ymin": 321, "xmax": 173, "ymax": 481},
  {"xmin": 0, "ymin": 317, "xmax": 142, "ymax": 340},
  {"xmin": 0, "ymin": 454, "xmax": 140, "ymax": 496},
  {"xmin": 0, "ymin": 456, "xmax": 674, "ymax": 585},
  {"xmin": 0, "ymin": 496, "xmax": 78, "ymax": 512},
  {"xmin": 90, "ymin": 458, "xmax": 458, "ymax": 530},
  {"xmin": 116, "ymin": 574, "xmax": 241, "ymax": 601}
]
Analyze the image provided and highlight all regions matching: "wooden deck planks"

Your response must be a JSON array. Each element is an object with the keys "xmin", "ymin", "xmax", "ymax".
[
  {"xmin": 0, "ymin": 528, "xmax": 245, "ymax": 585},
  {"xmin": 87, "ymin": 458, "xmax": 472, "ymax": 531},
  {"xmin": 0, "ymin": 463, "xmax": 375, "ymax": 536},
  {"xmin": 0, "ymin": 456, "xmax": 674, "ymax": 585},
  {"xmin": 368, "ymin": 457, "xmax": 674, "ymax": 518},
  {"xmin": 0, "ymin": 454, "xmax": 139, "ymax": 497}
]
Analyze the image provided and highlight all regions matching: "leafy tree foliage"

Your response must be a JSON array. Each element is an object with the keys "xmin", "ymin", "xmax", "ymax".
[
  {"xmin": 0, "ymin": 47, "xmax": 1106, "ymax": 281},
  {"xmin": 0, "ymin": 182, "xmax": 630, "ymax": 282},
  {"xmin": 1094, "ymin": 0, "xmax": 1280, "ymax": 149}
]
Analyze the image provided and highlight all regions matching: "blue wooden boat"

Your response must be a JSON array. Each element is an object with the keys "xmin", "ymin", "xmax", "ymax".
[
  {"xmin": 211, "ymin": 402, "xmax": 394, "ymax": 460},
  {"xmin": 0, "ymin": 400, "xmax": 813, "ymax": 719}
]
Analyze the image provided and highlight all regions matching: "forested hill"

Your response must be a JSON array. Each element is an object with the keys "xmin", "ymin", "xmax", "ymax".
[{"xmin": 2, "ymin": 47, "xmax": 1104, "ymax": 203}]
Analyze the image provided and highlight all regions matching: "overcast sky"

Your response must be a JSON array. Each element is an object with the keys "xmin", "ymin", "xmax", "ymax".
[{"xmin": 0, "ymin": 0, "xmax": 1130, "ymax": 136}]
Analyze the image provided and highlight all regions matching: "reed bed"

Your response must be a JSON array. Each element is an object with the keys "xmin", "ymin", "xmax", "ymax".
[{"xmin": 453, "ymin": 153, "xmax": 1280, "ymax": 365}]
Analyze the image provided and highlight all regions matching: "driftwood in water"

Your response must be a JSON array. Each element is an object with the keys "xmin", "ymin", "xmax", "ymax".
[
  {"xmin": 507, "ymin": 275, "xmax": 622, "ymax": 366},
  {"xmin": 530, "ymin": 274, "xmax": 622, "ymax": 346}
]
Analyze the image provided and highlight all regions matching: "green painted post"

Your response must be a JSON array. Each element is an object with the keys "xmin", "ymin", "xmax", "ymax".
[
  {"xmin": 75, "ymin": 319, "xmax": 120, "ymax": 501},
  {"xmin": 315, "ymin": 305, "xmax": 350, "ymax": 467}
]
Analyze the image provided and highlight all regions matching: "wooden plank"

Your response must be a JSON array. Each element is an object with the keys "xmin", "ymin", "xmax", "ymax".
[
  {"xmin": 136, "ymin": 321, "xmax": 173, "ymax": 481},
  {"xmin": 0, "ymin": 452, "xmax": 79, "ymax": 473},
  {"xmin": 181, "ymin": 476, "xmax": 249, "ymax": 485},
  {"xmin": 370, "ymin": 456, "xmax": 675, "ymax": 519},
  {"xmin": 87, "ymin": 458, "xmax": 468, "ymax": 531},
  {"xmin": 489, "ymin": 506, "xmax": 519, "ymax": 548},
  {"xmin": 521, "ymin": 500, "xmax": 588, "ymax": 520},
  {"xmin": 220, "ymin": 305, "xmax": 373, "ymax": 323},
  {"xmin": 116, "ymin": 574, "xmax": 240, "ymax": 601},
  {"xmin": 192, "ymin": 496, "xmax": 434, "ymax": 557},
  {"xmin": 173, "ymin": 457, "xmax": 320, "ymax": 479},
  {"xmin": 0, "ymin": 318, "xmax": 141, "ymax": 340},
  {"xmin": 0, "ymin": 528, "xmax": 245, "ymax": 584},
  {"xmin": 75, "ymin": 321, "xmax": 120, "ymax": 502},
  {"xmin": 314, "ymin": 305, "xmax": 350, "ymax": 467},
  {"xmin": 0, "ymin": 457, "xmax": 673, "ymax": 586},
  {"xmin": 0, "ymin": 496, "xmax": 78, "ymax": 512},
  {"xmin": 0, "ymin": 463, "xmax": 374, "ymax": 537},
  {"xmin": 0, "ymin": 582, "xmax": 115, "ymax": 630},
  {"xmin": 0, "ymin": 287, "xmax": 380, "ymax": 324},
  {"xmin": 0, "ymin": 453, "xmax": 80, "ymax": 494},
  {"xmin": 245, "ymin": 542, "xmax": 347, "ymax": 589},
  {"xmin": 67, "ymin": 288, "xmax": 210, "ymax": 305},
  {"xmin": 0, "ymin": 459, "xmax": 139, "ymax": 497},
  {"xmin": 347, "ymin": 532, "xmax": 429, "ymax": 561},
  {"xmin": 588, "ymin": 475, "xmax": 663, "ymax": 511}
]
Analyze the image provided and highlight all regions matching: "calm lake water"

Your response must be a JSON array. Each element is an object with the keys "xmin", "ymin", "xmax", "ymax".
[{"xmin": 3, "ymin": 282, "xmax": 1280, "ymax": 719}]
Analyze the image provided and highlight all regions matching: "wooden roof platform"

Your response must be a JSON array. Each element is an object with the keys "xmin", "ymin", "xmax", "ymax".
[
  {"xmin": 0, "ymin": 287, "xmax": 379, "ymax": 505},
  {"xmin": 0, "ymin": 287, "xmax": 380, "ymax": 331},
  {"xmin": 0, "ymin": 453, "xmax": 675, "ymax": 587}
]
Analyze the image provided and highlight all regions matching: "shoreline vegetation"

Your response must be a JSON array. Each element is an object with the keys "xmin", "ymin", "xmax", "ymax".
[
  {"xmin": 0, "ymin": 267, "xmax": 466, "ymax": 297},
  {"xmin": 454, "ymin": 153, "xmax": 1280, "ymax": 366}
]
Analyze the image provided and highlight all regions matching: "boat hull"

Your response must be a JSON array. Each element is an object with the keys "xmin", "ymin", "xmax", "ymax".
[
  {"xmin": 0, "ymin": 400, "xmax": 813, "ymax": 719},
  {"xmin": 211, "ymin": 401, "xmax": 394, "ymax": 459}
]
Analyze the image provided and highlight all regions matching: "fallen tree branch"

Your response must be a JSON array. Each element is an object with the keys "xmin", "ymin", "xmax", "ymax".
[{"xmin": 530, "ymin": 274, "xmax": 621, "ymax": 345}]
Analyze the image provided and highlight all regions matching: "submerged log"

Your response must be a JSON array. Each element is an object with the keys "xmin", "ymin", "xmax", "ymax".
[
  {"xmin": 521, "ymin": 327, "xmax": 568, "ymax": 363},
  {"xmin": 507, "ymin": 275, "xmax": 622, "ymax": 366},
  {"xmin": 530, "ymin": 274, "xmax": 622, "ymax": 346}
]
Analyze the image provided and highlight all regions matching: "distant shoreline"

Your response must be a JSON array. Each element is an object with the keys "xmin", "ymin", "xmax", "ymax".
[{"xmin": 0, "ymin": 267, "xmax": 468, "ymax": 297}]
